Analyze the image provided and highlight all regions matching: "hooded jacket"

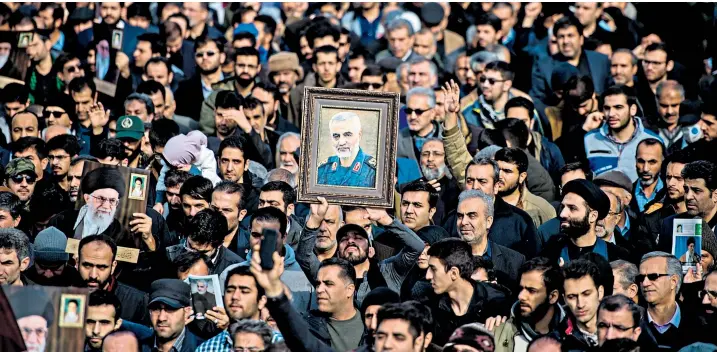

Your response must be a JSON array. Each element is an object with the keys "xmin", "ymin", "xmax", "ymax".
[{"xmin": 584, "ymin": 117, "xmax": 662, "ymax": 182}]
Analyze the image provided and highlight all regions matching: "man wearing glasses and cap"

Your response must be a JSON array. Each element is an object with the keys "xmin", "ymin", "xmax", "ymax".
[
  {"xmin": 4, "ymin": 157, "xmax": 38, "ymax": 204},
  {"xmin": 140, "ymin": 278, "xmax": 206, "ymax": 352}
]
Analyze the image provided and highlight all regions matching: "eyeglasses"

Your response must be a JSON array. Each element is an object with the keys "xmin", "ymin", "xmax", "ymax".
[
  {"xmin": 360, "ymin": 82, "xmax": 383, "ymax": 90},
  {"xmin": 184, "ymin": 240, "xmax": 215, "ymax": 256},
  {"xmin": 405, "ymin": 107, "xmax": 430, "ymax": 115},
  {"xmin": 636, "ymin": 273, "xmax": 670, "ymax": 283},
  {"xmin": 700, "ymin": 290, "xmax": 717, "ymax": 300},
  {"xmin": 597, "ymin": 322, "xmax": 635, "ymax": 332},
  {"xmin": 43, "ymin": 110, "xmax": 66, "ymax": 119},
  {"xmin": 21, "ymin": 327, "xmax": 48, "ymax": 338},
  {"xmin": 90, "ymin": 195, "xmax": 120, "ymax": 206},
  {"xmin": 479, "ymin": 76, "xmax": 506, "ymax": 85},
  {"xmin": 10, "ymin": 174, "xmax": 36, "ymax": 184},
  {"xmin": 195, "ymin": 51, "xmax": 217, "ymax": 58}
]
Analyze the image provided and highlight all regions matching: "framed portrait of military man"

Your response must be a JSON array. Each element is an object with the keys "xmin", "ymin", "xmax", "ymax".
[{"xmin": 297, "ymin": 87, "xmax": 399, "ymax": 207}]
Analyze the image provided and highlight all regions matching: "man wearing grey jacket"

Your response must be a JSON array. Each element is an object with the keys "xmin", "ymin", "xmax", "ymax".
[{"xmin": 296, "ymin": 197, "xmax": 425, "ymax": 305}]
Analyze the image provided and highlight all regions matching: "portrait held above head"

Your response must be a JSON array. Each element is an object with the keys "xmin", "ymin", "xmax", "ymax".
[{"xmin": 317, "ymin": 111, "xmax": 377, "ymax": 188}]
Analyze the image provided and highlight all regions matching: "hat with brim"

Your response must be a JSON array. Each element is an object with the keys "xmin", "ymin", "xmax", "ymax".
[
  {"xmin": 116, "ymin": 115, "xmax": 144, "ymax": 141},
  {"xmin": 336, "ymin": 224, "xmax": 372, "ymax": 246},
  {"xmin": 149, "ymin": 297, "xmax": 186, "ymax": 310},
  {"xmin": 593, "ymin": 170, "xmax": 633, "ymax": 193}
]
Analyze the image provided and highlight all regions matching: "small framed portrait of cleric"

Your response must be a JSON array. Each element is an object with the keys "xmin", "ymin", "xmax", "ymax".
[
  {"xmin": 58, "ymin": 294, "xmax": 86, "ymax": 328},
  {"xmin": 297, "ymin": 87, "xmax": 399, "ymax": 207},
  {"xmin": 128, "ymin": 173, "xmax": 148, "ymax": 200}
]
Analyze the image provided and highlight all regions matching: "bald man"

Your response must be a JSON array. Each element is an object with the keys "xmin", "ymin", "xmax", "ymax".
[{"xmin": 317, "ymin": 112, "xmax": 376, "ymax": 187}]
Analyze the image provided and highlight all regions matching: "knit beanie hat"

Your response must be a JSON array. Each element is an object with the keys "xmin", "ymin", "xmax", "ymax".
[
  {"xmin": 360, "ymin": 287, "xmax": 400, "ymax": 317},
  {"xmin": 163, "ymin": 131, "xmax": 207, "ymax": 166},
  {"xmin": 33, "ymin": 226, "xmax": 69, "ymax": 263},
  {"xmin": 700, "ymin": 219, "xmax": 717, "ymax": 261},
  {"xmin": 444, "ymin": 323, "xmax": 495, "ymax": 352}
]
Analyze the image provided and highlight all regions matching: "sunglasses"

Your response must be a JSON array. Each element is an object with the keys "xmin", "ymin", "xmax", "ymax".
[
  {"xmin": 636, "ymin": 273, "xmax": 670, "ymax": 282},
  {"xmin": 10, "ymin": 174, "xmax": 36, "ymax": 184},
  {"xmin": 700, "ymin": 290, "xmax": 717, "ymax": 300},
  {"xmin": 43, "ymin": 110, "xmax": 66, "ymax": 119},
  {"xmin": 66, "ymin": 65, "xmax": 81, "ymax": 73},
  {"xmin": 405, "ymin": 107, "xmax": 430, "ymax": 115},
  {"xmin": 195, "ymin": 51, "xmax": 217, "ymax": 58},
  {"xmin": 479, "ymin": 76, "xmax": 505, "ymax": 85},
  {"xmin": 360, "ymin": 82, "xmax": 382, "ymax": 90}
]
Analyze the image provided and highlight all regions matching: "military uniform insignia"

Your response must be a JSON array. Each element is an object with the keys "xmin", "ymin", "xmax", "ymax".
[
  {"xmin": 353, "ymin": 162, "xmax": 361, "ymax": 172},
  {"xmin": 331, "ymin": 162, "xmax": 337, "ymax": 171},
  {"xmin": 318, "ymin": 158, "xmax": 329, "ymax": 167},
  {"xmin": 366, "ymin": 157, "xmax": 377, "ymax": 169},
  {"xmin": 121, "ymin": 118, "xmax": 133, "ymax": 128}
]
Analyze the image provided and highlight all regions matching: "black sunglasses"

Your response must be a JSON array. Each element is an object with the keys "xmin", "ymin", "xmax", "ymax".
[
  {"xmin": 360, "ymin": 82, "xmax": 382, "ymax": 90},
  {"xmin": 700, "ymin": 290, "xmax": 717, "ymax": 300},
  {"xmin": 405, "ymin": 107, "xmax": 430, "ymax": 115},
  {"xmin": 43, "ymin": 110, "xmax": 66, "ymax": 119},
  {"xmin": 66, "ymin": 65, "xmax": 81, "ymax": 73},
  {"xmin": 10, "ymin": 174, "xmax": 36, "ymax": 184},
  {"xmin": 479, "ymin": 76, "xmax": 505, "ymax": 85},
  {"xmin": 636, "ymin": 273, "xmax": 670, "ymax": 282}
]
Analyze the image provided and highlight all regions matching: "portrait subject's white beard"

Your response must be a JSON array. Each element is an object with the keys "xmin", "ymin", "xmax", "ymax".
[
  {"xmin": 334, "ymin": 143, "xmax": 357, "ymax": 159},
  {"xmin": 24, "ymin": 341, "xmax": 45, "ymax": 352},
  {"xmin": 82, "ymin": 203, "xmax": 117, "ymax": 237}
]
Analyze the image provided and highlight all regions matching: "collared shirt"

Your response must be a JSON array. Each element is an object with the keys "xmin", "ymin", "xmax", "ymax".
[
  {"xmin": 647, "ymin": 304, "xmax": 681, "ymax": 334},
  {"xmin": 51, "ymin": 32, "xmax": 65, "ymax": 59},
  {"xmin": 202, "ymin": 73, "xmax": 224, "ymax": 100},
  {"xmin": 618, "ymin": 214, "xmax": 631, "ymax": 239},
  {"xmin": 401, "ymin": 50, "xmax": 413, "ymax": 62},
  {"xmin": 635, "ymin": 178, "xmax": 664, "ymax": 213},
  {"xmin": 195, "ymin": 328, "xmax": 284, "ymax": 352},
  {"xmin": 477, "ymin": 241, "xmax": 492, "ymax": 261},
  {"xmin": 153, "ymin": 327, "xmax": 186, "ymax": 352}
]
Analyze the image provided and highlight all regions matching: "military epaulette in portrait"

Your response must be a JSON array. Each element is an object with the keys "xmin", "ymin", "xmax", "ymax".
[
  {"xmin": 366, "ymin": 156, "xmax": 377, "ymax": 169},
  {"xmin": 318, "ymin": 158, "xmax": 330, "ymax": 167}
]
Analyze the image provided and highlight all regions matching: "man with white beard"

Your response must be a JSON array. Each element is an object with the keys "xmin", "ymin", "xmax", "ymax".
[
  {"xmin": 7, "ymin": 287, "xmax": 54, "ymax": 352},
  {"xmin": 317, "ymin": 112, "xmax": 376, "ymax": 187},
  {"xmin": 275, "ymin": 132, "xmax": 300, "ymax": 174},
  {"xmin": 49, "ymin": 167, "xmax": 156, "ymax": 251},
  {"xmin": 419, "ymin": 138, "xmax": 460, "ymax": 225},
  {"xmin": 595, "ymin": 190, "xmax": 623, "ymax": 245}
]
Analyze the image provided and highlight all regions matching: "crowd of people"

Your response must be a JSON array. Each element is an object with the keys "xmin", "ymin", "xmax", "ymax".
[{"xmin": 1, "ymin": 2, "xmax": 717, "ymax": 352}]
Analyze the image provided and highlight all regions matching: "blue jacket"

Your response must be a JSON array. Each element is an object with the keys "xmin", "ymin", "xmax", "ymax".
[
  {"xmin": 584, "ymin": 117, "xmax": 662, "ymax": 182},
  {"xmin": 317, "ymin": 147, "xmax": 376, "ymax": 188}
]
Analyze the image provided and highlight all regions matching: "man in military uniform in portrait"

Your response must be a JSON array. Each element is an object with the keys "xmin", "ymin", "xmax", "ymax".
[{"xmin": 317, "ymin": 112, "xmax": 377, "ymax": 188}]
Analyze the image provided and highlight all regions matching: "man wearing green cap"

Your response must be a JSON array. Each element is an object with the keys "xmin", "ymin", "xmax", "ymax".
[
  {"xmin": 4, "ymin": 157, "xmax": 37, "ymax": 203},
  {"xmin": 116, "ymin": 115, "xmax": 151, "ymax": 169}
]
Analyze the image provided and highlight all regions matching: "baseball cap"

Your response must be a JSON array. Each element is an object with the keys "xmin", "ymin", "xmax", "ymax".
[
  {"xmin": 5, "ymin": 157, "xmax": 37, "ymax": 178},
  {"xmin": 336, "ymin": 224, "xmax": 372, "ymax": 246},
  {"xmin": 149, "ymin": 279, "xmax": 191, "ymax": 309},
  {"xmin": 116, "ymin": 115, "xmax": 144, "ymax": 141}
]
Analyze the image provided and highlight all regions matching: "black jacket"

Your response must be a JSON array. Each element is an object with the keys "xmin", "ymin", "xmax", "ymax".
[
  {"xmin": 112, "ymin": 280, "xmax": 150, "ymax": 325},
  {"xmin": 488, "ymin": 240, "xmax": 525, "ymax": 293},
  {"xmin": 429, "ymin": 280, "xmax": 511, "ymax": 346},
  {"xmin": 636, "ymin": 200, "xmax": 677, "ymax": 250},
  {"xmin": 140, "ymin": 327, "xmax": 206, "ymax": 352},
  {"xmin": 166, "ymin": 244, "xmax": 243, "ymax": 277},
  {"xmin": 174, "ymin": 75, "xmax": 206, "ymax": 121},
  {"xmin": 539, "ymin": 234, "xmax": 631, "ymax": 265},
  {"xmin": 443, "ymin": 197, "xmax": 541, "ymax": 258},
  {"xmin": 266, "ymin": 292, "xmax": 335, "ymax": 352}
]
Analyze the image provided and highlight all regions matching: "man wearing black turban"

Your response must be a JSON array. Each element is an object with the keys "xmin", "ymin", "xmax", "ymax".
[{"xmin": 539, "ymin": 179, "xmax": 630, "ymax": 264}]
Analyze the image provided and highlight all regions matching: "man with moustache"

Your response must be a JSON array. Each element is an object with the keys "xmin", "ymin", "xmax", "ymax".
[
  {"xmin": 84, "ymin": 290, "xmax": 123, "ymax": 352},
  {"xmin": 4, "ymin": 158, "xmax": 38, "ymax": 205},
  {"xmin": 610, "ymin": 49, "xmax": 638, "ymax": 88},
  {"xmin": 176, "ymin": 36, "xmax": 227, "ymax": 121},
  {"xmin": 698, "ymin": 268, "xmax": 717, "ymax": 345},
  {"xmin": 275, "ymin": 132, "xmax": 300, "ymax": 174},
  {"xmin": 296, "ymin": 197, "xmax": 343, "ymax": 279},
  {"xmin": 268, "ymin": 52, "xmax": 303, "ymax": 114},
  {"xmin": 493, "ymin": 257, "xmax": 567, "ymax": 352},
  {"xmin": 46, "ymin": 134, "xmax": 81, "ymax": 192},
  {"xmin": 419, "ymin": 138, "xmax": 460, "ymax": 225},
  {"xmin": 585, "ymin": 85, "xmax": 662, "ymax": 182},
  {"xmin": 6, "ymin": 287, "xmax": 54, "ymax": 352},
  {"xmin": 67, "ymin": 156, "xmax": 99, "ymax": 203},
  {"xmin": 560, "ymin": 259, "xmax": 605, "ymax": 349},
  {"xmin": 251, "ymin": 81, "xmax": 299, "ymax": 135},
  {"xmin": 399, "ymin": 180, "xmax": 437, "ymax": 233},
  {"xmin": 298, "ymin": 197, "xmax": 423, "ymax": 304},
  {"xmin": 76, "ymin": 235, "xmax": 149, "ymax": 324},
  {"xmin": 595, "ymin": 190, "xmax": 623, "ymax": 246},
  {"xmin": 540, "ymin": 179, "xmax": 629, "ymax": 265},
  {"xmin": 654, "ymin": 81, "xmax": 686, "ymax": 148},
  {"xmin": 317, "ymin": 112, "xmax": 376, "ymax": 188},
  {"xmin": 631, "ymin": 139, "xmax": 666, "ymax": 214}
]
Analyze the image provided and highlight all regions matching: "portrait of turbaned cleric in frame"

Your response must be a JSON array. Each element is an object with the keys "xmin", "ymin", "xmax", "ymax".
[
  {"xmin": 298, "ymin": 87, "xmax": 399, "ymax": 208},
  {"xmin": 316, "ymin": 110, "xmax": 379, "ymax": 188}
]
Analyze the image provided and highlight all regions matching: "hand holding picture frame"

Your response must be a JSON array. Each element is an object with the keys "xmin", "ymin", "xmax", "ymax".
[{"xmin": 297, "ymin": 87, "xmax": 399, "ymax": 207}]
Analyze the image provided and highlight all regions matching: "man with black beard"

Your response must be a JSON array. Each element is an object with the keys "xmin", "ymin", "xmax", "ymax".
[
  {"xmin": 539, "ymin": 179, "xmax": 629, "ymax": 265},
  {"xmin": 699, "ymin": 268, "xmax": 717, "ymax": 345},
  {"xmin": 493, "ymin": 257, "xmax": 568, "ymax": 351},
  {"xmin": 630, "ymin": 139, "xmax": 665, "ymax": 214},
  {"xmin": 332, "ymin": 210, "xmax": 424, "ymax": 306},
  {"xmin": 176, "ymin": 36, "xmax": 227, "ymax": 121}
]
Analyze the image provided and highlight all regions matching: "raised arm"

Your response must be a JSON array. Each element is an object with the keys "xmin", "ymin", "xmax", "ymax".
[
  {"xmin": 296, "ymin": 197, "xmax": 330, "ymax": 283},
  {"xmin": 441, "ymin": 80, "xmax": 472, "ymax": 189}
]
